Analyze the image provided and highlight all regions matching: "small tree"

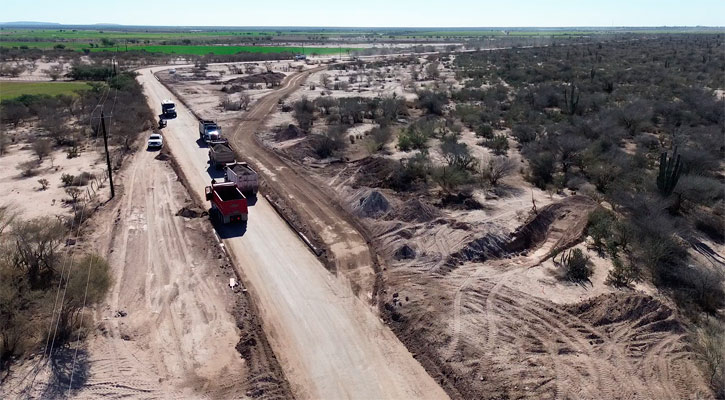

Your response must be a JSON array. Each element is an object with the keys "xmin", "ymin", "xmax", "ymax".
[
  {"xmin": 65, "ymin": 187, "xmax": 82, "ymax": 204},
  {"xmin": 483, "ymin": 134, "xmax": 509, "ymax": 156},
  {"xmin": 37, "ymin": 178, "xmax": 50, "ymax": 191},
  {"xmin": 239, "ymin": 92, "xmax": 251, "ymax": 111},
  {"xmin": 32, "ymin": 138, "xmax": 52, "ymax": 162},
  {"xmin": 320, "ymin": 73, "xmax": 331, "ymax": 89},
  {"xmin": 425, "ymin": 62, "xmax": 440, "ymax": 80},
  {"xmin": 480, "ymin": 156, "xmax": 516, "ymax": 186}
]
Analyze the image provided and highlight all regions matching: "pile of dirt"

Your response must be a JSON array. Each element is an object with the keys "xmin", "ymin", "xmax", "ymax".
[
  {"xmin": 387, "ymin": 198, "xmax": 442, "ymax": 223},
  {"xmin": 353, "ymin": 156, "xmax": 399, "ymax": 188},
  {"xmin": 175, "ymin": 206, "xmax": 208, "ymax": 218},
  {"xmin": 274, "ymin": 124, "xmax": 304, "ymax": 141},
  {"xmin": 154, "ymin": 152, "xmax": 171, "ymax": 161},
  {"xmin": 566, "ymin": 293, "xmax": 683, "ymax": 333},
  {"xmin": 506, "ymin": 194, "xmax": 598, "ymax": 254},
  {"xmin": 226, "ymin": 72, "xmax": 285, "ymax": 86},
  {"xmin": 393, "ymin": 244, "xmax": 416, "ymax": 260},
  {"xmin": 356, "ymin": 190, "xmax": 390, "ymax": 218},
  {"xmin": 444, "ymin": 232, "xmax": 509, "ymax": 267},
  {"xmin": 437, "ymin": 192, "xmax": 483, "ymax": 210}
]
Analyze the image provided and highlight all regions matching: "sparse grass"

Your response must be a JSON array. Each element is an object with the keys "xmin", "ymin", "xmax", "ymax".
[{"xmin": 0, "ymin": 81, "xmax": 92, "ymax": 101}]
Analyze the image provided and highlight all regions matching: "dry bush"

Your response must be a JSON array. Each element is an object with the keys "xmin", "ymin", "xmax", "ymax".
[
  {"xmin": 221, "ymin": 95, "xmax": 242, "ymax": 111},
  {"xmin": 16, "ymin": 160, "xmax": 38, "ymax": 177},
  {"xmin": 480, "ymin": 156, "xmax": 516, "ymax": 186},
  {"xmin": 32, "ymin": 138, "xmax": 52, "ymax": 162}
]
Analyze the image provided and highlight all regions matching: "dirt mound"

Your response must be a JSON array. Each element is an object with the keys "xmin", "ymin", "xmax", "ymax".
[
  {"xmin": 506, "ymin": 195, "xmax": 598, "ymax": 255},
  {"xmin": 275, "ymin": 124, "xmax": 304, "ymax": 141},
  {"xmin": 566, "ymin": 293, "xmax": 684, "ymax": 333},
  {"xmin": 227, "ymin": 72, "xmax": 285, "ymax": 86},
  {"xmin": 175, "ymin": 206, "xmax": 208, "ymax": 218},
  {"xmin": 356, "ymin": 190, "xmax": 390, "ymax": 218},
  {"xmin": 354, "ymin": 157, "xmax": 399, "ymax": 188},
  {"xmin": 444, "ymin": 232, "xmax": 510, "ymax": 267},
  {"xmin": 438, "ymin": 192, "xmax": 483, "ymax": 210},
  {"xmin": 154, "ymin": 152, "xmax": 171, "ymax": 161},
  {"xmin": 394, "ymin": 244, "xmax": 416, "ymax": 260},
  {"xmin": 387, "ymin": 198, "xmax": 442, "ymax": 223}
]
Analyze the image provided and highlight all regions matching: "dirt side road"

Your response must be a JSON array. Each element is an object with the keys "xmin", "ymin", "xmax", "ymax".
[{"xmin": 137, "ymin": 67, "xmax": 448, "ymax": 400}]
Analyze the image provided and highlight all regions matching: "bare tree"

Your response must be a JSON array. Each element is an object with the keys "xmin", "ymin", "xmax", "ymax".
[
  {"xmin": 480, "ymin": 156, "xmax": 516, "ymax": 186},
  {"xmin": 42, "ymin": 63, "xmax": 64, "ymax": 81},
  {"xmin": 319, "ymin": 73, "xmax": 331, "ymax": 89},
  {"xmin": 426, "ymin": 62, "xmax": 440, "ymax": 80},
  {"xmin": 239, "ymin": 92, "xmax": 251, "ymax": 111}
]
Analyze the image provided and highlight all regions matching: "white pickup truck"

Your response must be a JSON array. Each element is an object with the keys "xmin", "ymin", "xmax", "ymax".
[{"xmin": 225, "ymin": 162, "xmax": 259, "ymax": 194}]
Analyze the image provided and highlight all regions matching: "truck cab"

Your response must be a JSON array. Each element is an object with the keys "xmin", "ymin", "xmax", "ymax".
[
  {"xmin": 161, "ymin": 100, "xmax": 177, "ymax": 119},
  {"xmin": 199, "ymin": 120, "xmax": 223, "ymax": 142}
]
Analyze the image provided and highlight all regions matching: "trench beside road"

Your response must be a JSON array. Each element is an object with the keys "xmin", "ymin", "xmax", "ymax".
[{"xmin": 137, "ymin": 67, "xmax": 449, "ymax": 400}]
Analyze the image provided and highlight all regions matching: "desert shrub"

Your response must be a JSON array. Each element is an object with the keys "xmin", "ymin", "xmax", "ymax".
[
  {"xmin": 37, "ymin": 178, "xmax": 49, "ymax": 190},
  {"xmin": 417, "ymin": 90, "xmax": 447, "ymax": 115},
  {"xmin": 389, "ymin": 153, "xmax": 430, "ymax": 191},
  {"xmin": 432, "ymin": 166, "xmax": 469, "ymax": 194},
  {"xmin": 606, "ymin": 256, "xmax": 637, "ymax": 287},
  {"xmin": 526, "ymin": 150, "xmax": 556, "ymax": 189},
  {"xmin": 441, "ymin": 136, "xmax": 476, "ymax": 170},
  {"xmin": 512, "ymin": 124, "xmax": 537, "ymax": 144},
  {"xmin": 398, "ymin": 121, "xmax": 433, "ymax": 151},
  {"xmin": 67, "ymin": 63, "xmax": 113, "ymax": 81},
  {"xmin": 480, "ymin": 156, "xmax": 516, "ymax": 186},
  {"xmin": 16, "ymin": 160, "xmax": 38, "ymax": 177},
  {"xmin": 694, "ymin": 319, "xmax": 725, "ymax": 396},
  {"xmin": 32, "ymin": 138, "xmax": 52, "ymax": 162},
  {"xmin": 313, "ymin": 125, "xmax": 348, "ymax": 158},
  {"xmin": 365, "ymin": 126, "xmax": 392, "ymax": 154},
  {"xmin": 557, "ymin": 248, "xmax": 591, "ymax": 281},
  {"xmin": 10, "ymin": 218, "xmax": 65, "ymax": 289},
  {"xmin": 482, "ymin": 134, "xmax": 509, "ymax": 155},
  {"xmin": 587, "ymin": 208, "xmax": 615, "ymax": 250},
  {"xmin": 294, "ymin": 97, "xmax": 316, "ymax": 132},
  {"xmin": 220, "ymin": 95, "xmax": 242, "ymax": 111},
  {"xmin": 475, "ymin": 123, "xmax": 493, "ymax": 138},
  {"xmin": 65, "ymin": 187, "xmax": 82, "ymax": 203},
  {"xmin": 60, "ymin": 172, "xmax": 94, "ymax": 187}
]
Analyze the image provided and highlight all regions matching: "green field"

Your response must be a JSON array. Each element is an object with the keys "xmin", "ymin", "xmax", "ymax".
[
  {"xmin": 0, "ymin": 81, "xmax": 92, "ymax": 101},
  {"xmin": 0, "ymin": 41, "xmax": 359, "ymax": 56}
]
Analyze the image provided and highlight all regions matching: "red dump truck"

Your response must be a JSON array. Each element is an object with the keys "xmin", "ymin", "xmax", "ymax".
[
  {"xmin": 205, "ymin": 180, "xmax": 248, "ymax": 224},
  {"xmin": 225, "ymin": 162, "xmax": 259, "ymax": 194}
]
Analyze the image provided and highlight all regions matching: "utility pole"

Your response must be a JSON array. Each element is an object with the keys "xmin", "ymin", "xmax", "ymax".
[{"xmin": 100, "ymin": 111, "xmax": 115, "ymax": 199}]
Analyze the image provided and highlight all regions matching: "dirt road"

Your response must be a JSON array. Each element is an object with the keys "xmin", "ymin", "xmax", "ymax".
[
  {"xmin": 137, "ymin": 67, "xmax": 448, "ymax": 400},
  {"xmin": 225, "ymin": 69, "xmax": 377, "ymax": 298}
]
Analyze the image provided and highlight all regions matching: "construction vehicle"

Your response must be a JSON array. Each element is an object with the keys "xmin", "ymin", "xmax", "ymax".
[
  {"xmin": 225, "ymin": 161, "xmax": 259, "ymax": 194},
  {"xmin": 199, "ymin": 120, "xmax": 223, "ymax": 143},
  {"xmin": 205, "ymin": 180, "xmax": 248, "ymax": 224},
  {"xmin": 208, "ymin": 141, "xmax": 235, "ymax": 169},
  {"xmin": 161, "ymin": 100, "xmax": 177, "ymax": 118}
]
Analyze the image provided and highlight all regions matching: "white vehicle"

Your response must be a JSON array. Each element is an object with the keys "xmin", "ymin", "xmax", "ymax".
[
  {"xmin": 161, "ymin": 99, "xmax": 177, "ymax": 118},
  {"xmin": 147, "ymin": 133, "xmax": 163, "ymax": 149},
  {"xmin": 168, "ymin": 68, "xmax": 176, "ymax": 74}
]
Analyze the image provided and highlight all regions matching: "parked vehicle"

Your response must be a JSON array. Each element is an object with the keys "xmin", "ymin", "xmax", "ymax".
[
  {"xmin": 205, "ymin": 180, "xmax": 248, "ymax": 224},
  {"xmin": 225, "ymin": 162, "xmax": 259, "ymax": 194},
  {"xmin": 199, "ymin": 120, "xmax": 223, "ymax": 142},
  {"xmin": 147, "ymin": 133, "xmax": 163, "ymax": 149},
  {"xmin": 161, "ymin": 100, "xmax": 177, "ymax": 118},
  {"xmin": 208, "ymin": 141, "xmax": 235, "ymax": 169}
]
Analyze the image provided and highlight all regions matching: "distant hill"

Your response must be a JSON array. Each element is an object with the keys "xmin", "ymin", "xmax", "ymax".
[{"xmin": 0, "ymin": 21, "xmax": 62, "ymax": 27}]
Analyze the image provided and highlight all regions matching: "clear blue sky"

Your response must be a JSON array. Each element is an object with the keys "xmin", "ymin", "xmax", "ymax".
[{"xmin": 3, "ymin": 0, "xmax": 724, "ymax": 27}]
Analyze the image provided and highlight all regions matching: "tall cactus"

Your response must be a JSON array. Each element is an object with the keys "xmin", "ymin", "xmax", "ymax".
[
  {"xmin": 656, "ymin": 147, "xmax": 683, "ymax": 196},
  {"xmin": 563, "ymin": 83, "xmax": 580, "ymax": 115}
]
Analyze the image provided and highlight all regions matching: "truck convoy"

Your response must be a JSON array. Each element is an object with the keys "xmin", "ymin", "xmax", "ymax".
[
  {"xmin": 205, "ymin": 180, "xmax": 248, "ymax": 224},
  {"xmin": 161, "ymin": 100, "xmax": 177, "ymax": 118},
  {"xmin": 199, "ymin": 120, "xmax": 223, "ymax": 143},
  {"xmin": 208, "ymin": 141, "xmax": 235, "ymax": 169},
  {"xmin": 225, "ymin": 162, "xmax": 259, "ymax": 194}
]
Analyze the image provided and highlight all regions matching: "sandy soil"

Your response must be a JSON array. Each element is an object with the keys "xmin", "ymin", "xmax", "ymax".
[
  {"xmin": 3, "ymin": 140, "xmax": 291, "ymax": 399},
  {"xmin": 139, "ymin": 66, "xmax": 448, "ymax": 399},
  {"xmin": 0, "ymin": 143, "xmax": 106, "ymax": 220},
  {"xmin": 0, "ymin": 59, "xmax": 72, "ymax": 81}
]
